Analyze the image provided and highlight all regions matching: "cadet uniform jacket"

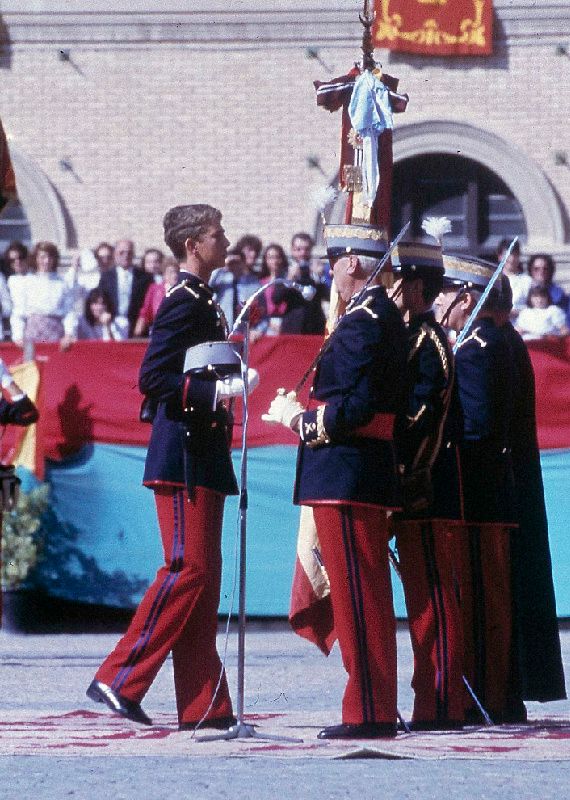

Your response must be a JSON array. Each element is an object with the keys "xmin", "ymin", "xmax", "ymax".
[
  {"xmin": 294, "ymin": 285, "xmax": 407, "ymax": 508},
  {"xmin": 395, "ymin": 311, "xmax": 463, "ymax": 521},
  {"xmin": 455, "ymin": 316, "xmax": 516, "ymax": 524},
  {"xmin": 139, "ymin": 270, "xmax": 238, "ymax": 497}
]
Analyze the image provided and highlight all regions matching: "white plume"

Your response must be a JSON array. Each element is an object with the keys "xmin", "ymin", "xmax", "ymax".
[
  {"xmin": 421, "ymin": 216, "xmax": 452, "ymax": 244},
  {"xmin": 310, "ymin": 184, "xmax": 338, "ymax": 214}
]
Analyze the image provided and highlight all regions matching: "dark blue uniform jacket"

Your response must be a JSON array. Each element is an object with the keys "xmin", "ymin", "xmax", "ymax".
[
  {"xmin": 455, "ymin": 317, "xmax": 516, "ymax": 524},
  {"xmin": 395, "ymin": 311, "xmax": 463, "ymax": 521},
  {"xmin": 294, "ymin": 285, "xmax": 407, "ymax": 508},
  {"xmin": 139, "ymin": 271, "xmax": 238, "ymax": 497}
]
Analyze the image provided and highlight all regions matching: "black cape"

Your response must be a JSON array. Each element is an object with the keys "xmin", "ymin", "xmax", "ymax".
[{"xmin": 504, "ymin": 322, "xmax": 566, "ymax": 702}]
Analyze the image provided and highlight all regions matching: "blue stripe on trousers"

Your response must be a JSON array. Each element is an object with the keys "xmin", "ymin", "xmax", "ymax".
[
  {"xmin": 420, "ymin": 521, "xmax": 449, "ymax": 721},
  {"xmin": 113, "ymin": 489, "xmax": 186, "ymax": 692},
  {"xmin": 340, "ymin": 507, "xmax": 375, "ymax": 723}
]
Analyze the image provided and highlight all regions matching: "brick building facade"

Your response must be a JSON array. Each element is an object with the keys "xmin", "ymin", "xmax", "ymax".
[{"xmin": 1, "ymin": 1, "xmax": 569, "ymax": 279}]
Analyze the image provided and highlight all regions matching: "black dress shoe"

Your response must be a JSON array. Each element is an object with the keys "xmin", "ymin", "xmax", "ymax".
[
  {"xmin": 179, "ymin": 716, "xmax": 237, "ymax": 732},
  {"xmin": 409, "ymin": 719, "xmax": 464, "ymax": 731},
  {"xmin": 86, "ymin": 680, "xmax": 152, "ymax": 726},
  {"xmin": 490, "ymin": 705, "xmax": 528, "ymax": 725},
  {"xmin": 317, "ymin": 722, "xmax": 397, "ymax": 740},
  {"xmin": 464, "ymin": 708, "xmax": 486, "ymax": 725}
]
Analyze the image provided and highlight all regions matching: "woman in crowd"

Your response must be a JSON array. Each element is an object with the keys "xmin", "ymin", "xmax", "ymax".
[
  {"xmin": 258, "ymin": 243, "xmax": 289, "ymax": 336},
  {"xmin": 527, "ymin": 253, "xmax": 568, "ymax": 321},
  {"xmin": 235, "ymin": 234, "xmax": 263, "ymax": 276},
  {"xmin": 134, "ymin": 257, "xmax": 180, "ymax": 337},
  {"xmin": 10, "ymin": 241, "xmax": 75, "ymax": 348},
  {"xmin": 2, "ymin": 241, "xmax": 28, "ymax": 279},
  {"xmin": 77, "ymin": 287, "xmax": 125, "ymax": 341},
  {"xmin": 0, "ymin": 241, "xmax": 23, "ymax": 339},
  {"xmin": 497, "ymin": 238, "xmax": 531, "ymax": 319}
]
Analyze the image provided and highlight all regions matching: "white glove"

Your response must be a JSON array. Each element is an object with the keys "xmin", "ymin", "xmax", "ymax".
[
  {"xmin": 246, "ymin": 367, "xmax": 260, "ymax": 393},
  {"xmin": 0, "ymin": 357, "xmax": 14, "ymax": 389},
  {"xmin": 215, "ymin": 368, "xmax": 259, "ymax": 402},
  {"xmin": 262, "ymin": 389, "xmax": 305, "ymax": 431}
]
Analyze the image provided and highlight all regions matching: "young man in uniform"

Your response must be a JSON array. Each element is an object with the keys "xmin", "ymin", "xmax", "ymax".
[
  {"xmin": 435, "ymin": 255, "xmax": 520, "ymax": 723},
  {"xmin": 87, "ymin": 204, "xmax": 256, "ymax": 730},
  {"xmin": 391, "ymin": 241, "xmax": 465, "ymax": 729},
  {"xmin": 264, "ymin": 223, "xmax": 407, "ymax": 739}
]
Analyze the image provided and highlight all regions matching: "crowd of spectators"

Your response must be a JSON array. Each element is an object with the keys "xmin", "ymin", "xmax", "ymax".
[
  {"xmin": 0, "ymin": 231, "xmax": 331, "ymax": 350},
  {"xmin": 1, "ymin": 233, "xmax": 568, "ymax": 349}
]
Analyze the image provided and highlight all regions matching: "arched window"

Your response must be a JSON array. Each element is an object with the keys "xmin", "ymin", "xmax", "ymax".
[{"xmin": 391, "ymin": 154, "xmax": 527, "ymax": 258}]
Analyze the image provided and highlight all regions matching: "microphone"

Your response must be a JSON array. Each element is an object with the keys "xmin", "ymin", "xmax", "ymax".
[
  {"xmin": 231, "ymin": 278, "xmax": 317, "ymax": 333},
  {"xmin": 278, "ymin": 280, "xmax": 317, "ymax": 302}
]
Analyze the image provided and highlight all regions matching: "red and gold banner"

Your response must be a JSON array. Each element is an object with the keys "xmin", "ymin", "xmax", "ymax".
[
  {"xmin": 0, "ymin": 116, "xmax": 17, "ymax": 212},
  {"xmin": 373, "ymin": 0, "xmax": 493, "ymax": 57}
]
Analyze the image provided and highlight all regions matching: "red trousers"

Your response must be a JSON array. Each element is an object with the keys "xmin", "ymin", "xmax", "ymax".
[
  {"xmin": 395, "ymin": 520, "xmax": 465, "ymax": 724},
  {"xmin": 459, "ymin": 523, "xmax": 514, "ymax": 719},
  {"xmin": 313, "ymin": 504, "xmax": 397, "ymax": 725},
  {"xmin": 96, "ymin": 486, "xmax": 233, "ymax": 724}
]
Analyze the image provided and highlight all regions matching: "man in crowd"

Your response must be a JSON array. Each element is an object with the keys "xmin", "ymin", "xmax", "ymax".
[
  {"xmin": 289, "ymin": 232, "xmax": 314, "ymax": 281},
  {"xmin": 99, "ymin": 239, "xmax": 153, "ymax": 337},
  {"xmin": 277, "ymin": 232, "xmax": 326, "ymax": 334},
  {"xmin": 94, "ymin": 242, "xmax": 115, "ymax": 273},
  {"xmin": 264, "ymin": 223, "xmax": 407, "ymax": 739},
  {"xmin": 209, "ymin": 246, "xmax": 260, "ymax": 331},
  {"xmin": 87, "ymin": 204, "xmax": 257, "ymax": 730}
]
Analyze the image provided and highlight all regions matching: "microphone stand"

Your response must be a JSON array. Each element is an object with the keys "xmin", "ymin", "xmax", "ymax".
[{"xmin": 197, "ymin": 306, "xmax": 301, "ymax": 743}]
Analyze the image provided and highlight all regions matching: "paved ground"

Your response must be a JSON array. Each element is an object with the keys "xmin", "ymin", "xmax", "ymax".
[{"xmin": 1, "ymin": 623, "xmax": 569, "ymax": 799}]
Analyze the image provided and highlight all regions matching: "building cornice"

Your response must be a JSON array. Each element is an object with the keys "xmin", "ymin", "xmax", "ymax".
[{"xmin": 1, "ymin": 3, "xmax": 568, "ymax": 50}]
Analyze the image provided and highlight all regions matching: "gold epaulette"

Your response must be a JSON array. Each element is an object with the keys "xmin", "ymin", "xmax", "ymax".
[
  {"xmin": 455, "ymin": 326, "xmax": 487, "ymax": 350},
  {"xmin": 408, "ymin": 323, "xmax": 450, "ymax": 380},
  {"xmin": 406, "ymin": 403, "xmax": 427, "ymax": 426},
  {"xmin": 408, "ymin": 327, "xmax": 428, "ymax": 363},
  {"xmin": 166, "ymin": 279, "xmax": 201, "ymax": 300},
  {"xmin": 344, "ymin": 295, "xmax": 378, "ymax": 320},
  {"xmin": 425, "ymin": 324, "xmax": 450, "ymax": 380}
]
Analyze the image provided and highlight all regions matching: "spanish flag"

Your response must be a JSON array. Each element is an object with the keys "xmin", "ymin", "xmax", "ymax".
[
  {"xmin": 289, "ymin": 505, "xmax": 336, "ymax": 655},
  {"xmin": 0, "ymin": 116, "xmax": 17, "ymax": 214},
  {"xmin": 1, "ymin": 361, "xmax": 43, "ymax": 479}
]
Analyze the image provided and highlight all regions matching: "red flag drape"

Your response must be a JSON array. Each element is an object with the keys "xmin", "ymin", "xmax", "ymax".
[{"xmin": 0, "ymin": 117, "xmax": 17, "ymax": 212}]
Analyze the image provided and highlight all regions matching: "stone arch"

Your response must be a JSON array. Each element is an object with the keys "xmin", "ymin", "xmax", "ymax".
[
  {"xmin": 8, "ymin": 144, "xmax": 72, "ymax": 248},
  {"xmin": 392, "ymin": 120, "xmax": 565, "ymax": 251}
]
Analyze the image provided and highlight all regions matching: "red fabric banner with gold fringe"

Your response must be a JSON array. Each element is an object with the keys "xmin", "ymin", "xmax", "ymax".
[{"xmin": 373, "ymin": 0, "xmax": 493, "ymax": 57}]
